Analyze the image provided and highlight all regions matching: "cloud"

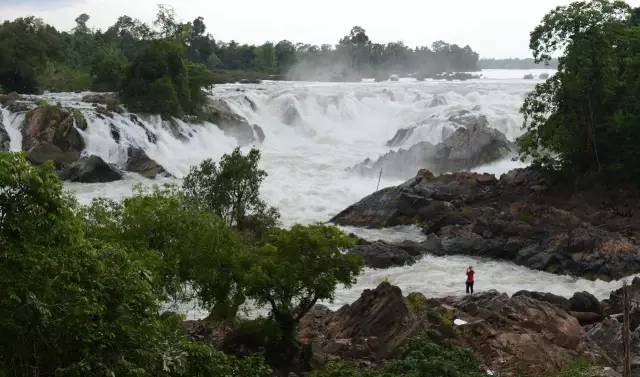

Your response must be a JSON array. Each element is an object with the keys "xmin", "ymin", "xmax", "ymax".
[{"xmin": 1, "ymin": 0, "xmax": 83, "ymax": 11}]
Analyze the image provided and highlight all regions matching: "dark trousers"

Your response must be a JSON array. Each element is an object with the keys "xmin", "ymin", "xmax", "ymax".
[{"xmin": 466, "ymin": 281, "xmax": 474, "ymax": 294}]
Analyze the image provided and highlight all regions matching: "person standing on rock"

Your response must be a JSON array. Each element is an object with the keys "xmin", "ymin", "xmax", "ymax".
[{"xmin": 466, "ymin": 266, "xmax": 475, "ymax": 294}]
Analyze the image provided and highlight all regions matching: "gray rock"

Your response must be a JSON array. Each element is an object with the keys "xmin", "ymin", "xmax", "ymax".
[
  {"xmin": 61, "ymin": 155, "xmax": 122, "ymax": 183},
  {"xmin": 125, "ymin": 147, "xmax": 167, "ymax": 179},
  {"xmin": 203, "ymin": 98, "xmax": 261, "ymax": 145},
  {"xmin": 351, "ymin": 118, "xmax": 513, "ymax": 179},
  {"xmin": 349, "ymin": 241, "xmax": 419, "ymax": 269},
  {"xmin": 570, "ymin": 291, "xmax": 601, "ymax": 314}
]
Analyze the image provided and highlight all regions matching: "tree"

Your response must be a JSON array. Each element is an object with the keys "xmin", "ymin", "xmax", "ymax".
[
  {"xmin": 0, "ymin": 153, "xmax": 173, "ymax": 376},
  {"xmin": 121, "ymin": 39, "xmax": 212, "ymax": 117},
  {"xmin": 73, "ymin": 13, "xmax": 91, "ymax": 34},
  {"xmin": 275, "ymin": 40, "xmax": 297, "ymax": 72},
  {"xmin": 154, "ymin": 4, "xmax": 178, "ymax": 38},
  {"xmin": 84, "ymin": 186, "xmax": 250, "ymax": 320},
  {"xmin": 254, "ymin": 42, "xmax": 277, "ymax": 71},
  {"xmin": 0, "ymin": 17, "xmax": 59, "ymax": 92},
  {"xmin": 182, "ymin": 147, "xmax": 280, "ymax": 242},
  {"xmin": 245, "ymin": 224, "xmax": 362, "ymax": 363},
  {"xmin": 90, "ymin": 46, "xmax": 127, "ymax": 91},
  {"xmin": 518, "ymin": 0, "xmax": 640, "ymax": 181}
]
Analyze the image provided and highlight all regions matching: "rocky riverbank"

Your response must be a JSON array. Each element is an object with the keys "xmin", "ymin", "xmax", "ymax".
[
  {"xmin": 333, "ymin": 168, "xmax": 640, "ymax": 280},
  {"xmin": 186, "ymin": 280, "xmax": 639, "ymax": 376}
]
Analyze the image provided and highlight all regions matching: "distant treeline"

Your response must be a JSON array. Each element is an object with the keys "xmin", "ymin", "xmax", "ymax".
[{"xmin": 479, "ymin": 58, "xmax": 558, "ymax": 69}]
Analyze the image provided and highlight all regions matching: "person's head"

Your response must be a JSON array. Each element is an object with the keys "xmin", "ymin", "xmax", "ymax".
[{"xmin": 469, "ymin": 266, "xmax": 473, "ymax": 271}]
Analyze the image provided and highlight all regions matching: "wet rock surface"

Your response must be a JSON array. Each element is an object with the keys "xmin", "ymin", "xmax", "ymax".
[
  {"xmin": 351, "ymin": 117, "xmax": 513, "ymax": 179},
  {"xmin": 332, "ymin": 168, "xmax": 640, "ymax": 280},
  {"xmin": 203, "ymin": 98, "xmax": 263, "ymax": 145},
  {"xmin": 125, "ymin": 147, "xmax": 168, "ymax": 179},
  {"xmin": 21, "ymin": 105, "xmax": 87, "ymax": 167},
  {"xmin": 348, "ymin": 240, "xmax": 421, "ymax": 268},
  {"xmin": 61, "ymin": 155, "xmax": 122, "ymax": 183}
]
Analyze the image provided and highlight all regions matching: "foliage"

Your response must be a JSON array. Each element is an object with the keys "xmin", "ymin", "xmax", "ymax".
[
  {"xmin": 310, "ymin": 337, "xmax": 484, "ymax": 377},
  {"xmin": 0, "ymin": 154, "xmax": 152, "ymax": 375},
  {"xmin": 90, "ymin": 46, "xmax": 128, "ymax": 91},
  {"xmin": 518, "ymin": 0, "xmax": 640, "ymax": 183},
  {"xmin": 120, "ymin": 39, "xmax": 212, "ymax": 117},
  {"xmin": 245, "ymin": 224, "xmax": 361, "ymax": 362},
  {"xmin": 543, "ymin": 359, "xmax": 591, "ymax": 377},
  {"xmin": 182, "ymin": 147, "xmax": 280, "ymax": 242},
  {"xmin": 173, "ymin": 341, "xmax": 272, "ymax": 377},
  {"xmin": 0, "ymin": 7, "xmax": 481, "ymax": 94},
  {"xmin": 84, "ymin": 185, "xmax": 249, "ymax": 320},
  {"xmin": 0, "ymin": 17, "xmax": 60, "ymax": 93}
]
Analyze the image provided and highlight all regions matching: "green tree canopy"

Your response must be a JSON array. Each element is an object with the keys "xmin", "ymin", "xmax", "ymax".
[
  {"xmin": 0, "ymin": 17, "xmax": 60, "ymax": 92},
  {"xmin": 183, "ymin": 147, "xmax": 280, "ymax": 242},
  {"xmin": 518, "ymin": 0, "xmax": 640, "ymax": 182},
  {"xmin": 245, "ymin": 224, "xmax": 362, "ymax": 363}
]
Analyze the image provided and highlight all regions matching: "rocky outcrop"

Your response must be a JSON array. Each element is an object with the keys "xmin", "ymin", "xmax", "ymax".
[
  {"xmin": 298, "ymin": 283, "xmax": 611, "ymax": 375},
  {"xmin": 203, "ymin": 98, "xmax": 263, "ymax": 145},
  {"xmin": 514, "ymin": 290, "xmax": 602, "ymax": 325},
  {"xmin": 125, "ymin": 147, "xmax": 167, "ymax": 179},
  {"xmin": 0, "ymin": 92, "xmax": 33, "ymax": 113},
  {"xmin": 298, "ymin": 282, "xmax": 450, "ymax": 367},
  {"xmin": 351, "ymin": 118, "xmax": 513, "ymax": 179},
  {"xmin": 349, "ymin": 241, "xmax": 421, "ymax": 269},
  {"xmin": 61, "ymin": 155, "xmax": 122, "ymax": 183},
  {"xmin": 332, "ymin": 168, "xmax": 640, "ymax": 280},
  {"xmin": 22, "ymin": 106, "xmax": 87, "ymax": 167},
  {"xmin": 442, "ymin": 290, "xmax": 610, "ymax": 375}
]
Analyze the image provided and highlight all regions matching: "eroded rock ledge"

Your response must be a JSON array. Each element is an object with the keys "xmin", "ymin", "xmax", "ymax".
[{"xmin": 333, "ymin": 168, "xmax": 640, "ymax": 280}]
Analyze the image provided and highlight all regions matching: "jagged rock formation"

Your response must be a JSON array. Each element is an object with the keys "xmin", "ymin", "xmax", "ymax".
[{"xmin": 352, "ymin": 115, "xmax": 513, "ymax": 179}]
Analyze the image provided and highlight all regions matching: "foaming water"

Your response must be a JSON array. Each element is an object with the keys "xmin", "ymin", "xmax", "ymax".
[{"xmin": 9, "ymin": 69, "xmax": 627, "ymax": 313}]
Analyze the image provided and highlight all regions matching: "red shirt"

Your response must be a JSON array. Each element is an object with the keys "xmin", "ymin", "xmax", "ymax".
[{"xmin": 466, "ymin": 270, "xmax": 475, "ymax": 283}]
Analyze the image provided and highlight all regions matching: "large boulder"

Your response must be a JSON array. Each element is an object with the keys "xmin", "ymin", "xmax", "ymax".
[
  {"xmin": 61, "ymin": 155, "xmax": 122, "ymax": 183},
  {"xmin": 298, "ymin": 282, "xmax": 436, "ymax": 367},
  {"xmin": 203, "ymin": 98, "xmax": 263, "ymax": 145},
  {"xmin": 442, "ymin": 291, "xmax": 605, "ymax": 375},
  {"xmin": 570, "ymin": 291, "xmax": 602, "ymax": 314},
  {"xmin": 22, "ymin": 106, "xmax": 87, "ymax": 168},
  {"xmin": 513, "ymin": 290, "xmax": 571, "ymax": 311},
  {"xmin": 351, "ymin": 119, "xmax": 513, "ymax": 179},
  {"xmin": 125, "ymin": 147, "xmax": 167, "ymax": 179}
]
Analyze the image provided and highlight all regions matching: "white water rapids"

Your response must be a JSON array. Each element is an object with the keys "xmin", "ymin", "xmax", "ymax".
[{"xmin": 4, "ymin": 69, "xmax": 635, "ymax": 317}]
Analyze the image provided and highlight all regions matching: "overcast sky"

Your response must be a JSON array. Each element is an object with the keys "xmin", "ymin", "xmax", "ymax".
[{"xmin": 2, "ymin": 0, "xmax": 640, "ymax": 58}]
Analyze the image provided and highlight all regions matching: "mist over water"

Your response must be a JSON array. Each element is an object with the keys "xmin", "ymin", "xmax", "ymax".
[{"xmin": 60, "ymin": 69, "xmax": 633, "ymax": 313}]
